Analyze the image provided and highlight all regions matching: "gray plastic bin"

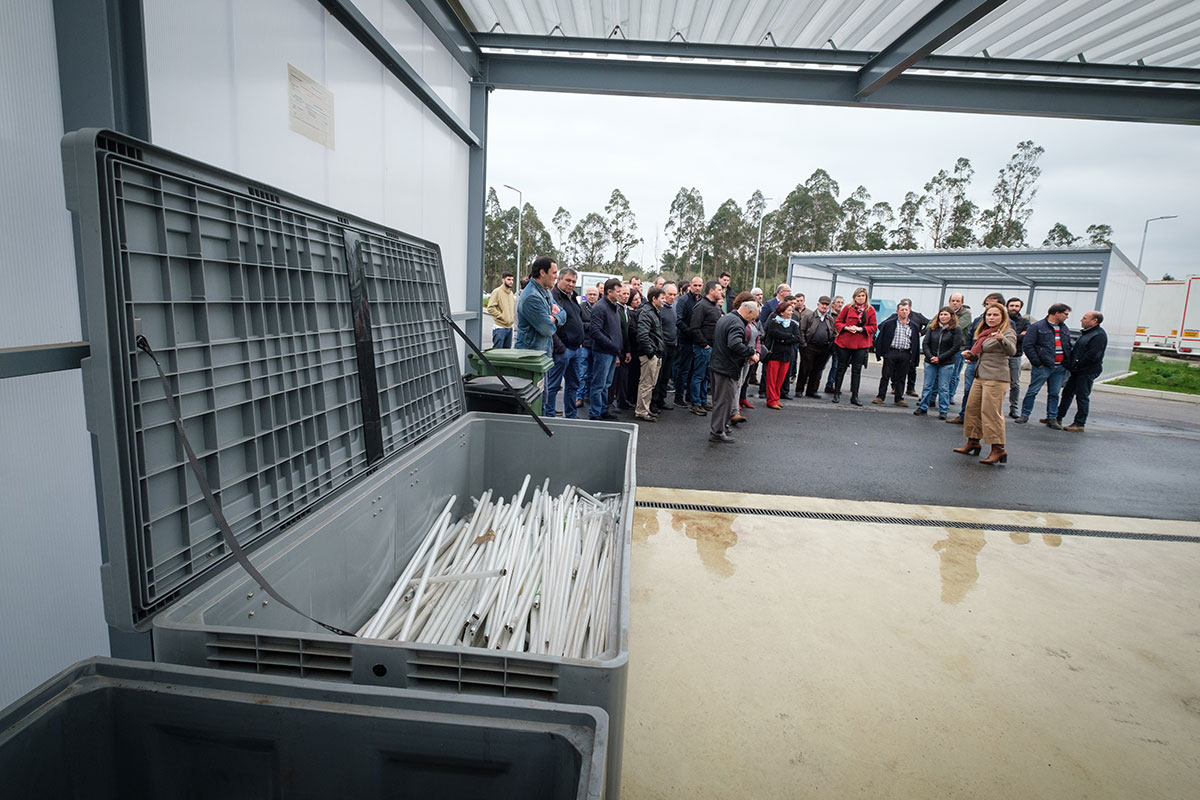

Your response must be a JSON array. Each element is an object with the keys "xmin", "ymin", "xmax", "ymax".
[
  {"xmin": 62, "ymin": 130, "xmax": 636, "ymax": 798},
  {"xmin": 0, "ymin": 658, "xmax": 607, "ymax": 799}
]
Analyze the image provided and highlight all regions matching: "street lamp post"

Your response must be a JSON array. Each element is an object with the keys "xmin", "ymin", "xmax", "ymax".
[
  {"xmin": 752, "ymin": 197, "xmax": 773, "ymax": 292},
  {"xmin": 503, "ymin": 184, "xmax": 523, "ymax": 348},
  {"xmin": 1137, "ymin": 214, "xmax": 1178, "ymax": 272}
]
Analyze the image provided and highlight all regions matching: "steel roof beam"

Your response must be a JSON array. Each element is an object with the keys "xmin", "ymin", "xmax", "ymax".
[
  {"xmin": 856, "ymin": 0, "xmax": 1008, "ymax": 98},
  {"xmin": 484, "ymin": 55, "xmax": 1200, "ymax": 125},
  {"xmin": 475, "ymin": 32, "xmax": 1200, "ymax": 85},
  {"xmin": 405, "ymin": 0, "xmax": 483, "ymax": 78}
]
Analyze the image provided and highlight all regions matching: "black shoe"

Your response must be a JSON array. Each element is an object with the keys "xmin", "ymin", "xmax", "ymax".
[
  {"xmin": 1046, "ymin": 419, "xmax": 1062, "ymax": 430},
  {"xmin": 823, "ymin": 386, "xmax": 835, "ymax": 394},
  {"xmin": 804, "ymin": 393, "xmax": 820, "ymax": 399},
  {"xmin": 938, "ymin": 412, "xmax": 948, "ymax": 420},
  {"xmin": 850, "ymin": 396, "xmax": 863, "ymax": 406},
  {"xmin": 658, "ymin": 401, "xmax": 675, "ymax": 410},
  {"xmin": 831, "ymin": 392, "xmax": 840, "ymax": 404},
  {"xmin": 780, "ymin": 393, "xmax": 791, "ymax": 400},
  {"xmin": 1014, "ymin": 415, "xmax": 1029, "ymax": 424},
  {"xmin": 599, "ymin": 411, "xmax": 619, "ymax": 421},
  {"xmin": 674, "ymin": 396, "xmax": 686, "ymax": 406},
  {"xmin": 709, "ymin": 432, "xmax": 735, "ymax": 444},
  {"xmin": 1009, "ymin": 409, "xmax": 1018, "ymax": 419},
  {"xmin": 906, "ymin": 390, "xmax": 919, "ymax": 397},
  {"xmin": 913, "ymin": 408, "xmax": 927, "ymax": 416}
]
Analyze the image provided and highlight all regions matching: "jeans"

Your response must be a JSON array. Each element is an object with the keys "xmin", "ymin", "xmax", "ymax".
[
  {"xmin": 1007, "ymin": 356, "xmax": 1022, "ymax": 412},
  {"xmin": 958, "ymin": 360, "xmax": 978, "ymax": 416},
  {"xmin": 1021, "ymin": 363, "xmax": 1067, "ymax": 419},
  {"xmin": 1058, "ymin": 370, "xmax": 1097, "ymax": 426},
  {"xmin": 823, "ymin": 348, "xmax": 839, "ymax": 390},
  {"xmin": 673, "ymin": 340, "xmax": 694, "ymax": 403},
  {"xmin": 544, "ymin": 347, "xmax": 581, "ymax": 418},
  {"xmin": 588, "ymin": 351, "xmax": 618, "ymax": 419},
  {"xmin": 490, "ymin": 327, "xmax": 512, "ymax": 349},
  {"xmin": 575, "ymin": 346, "xmax": 591, "ymax": 401},
  {"xmin": 947, "ymin": 352, "xmax": 965, "ymax": 404},
  {"xmin": 918, "ymin": 361, "xmax": 954, "ymax": 413},
  {"xmin": 689, "ymin": 345, "xmax": 713, "ymax": 407}
]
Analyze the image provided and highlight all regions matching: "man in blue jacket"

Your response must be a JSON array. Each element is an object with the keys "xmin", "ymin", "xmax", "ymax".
[
  {"xmin": 1056, "ymin": 310, "xmax": 1108, "ymax": 432},
  {"xmin": 588, "ymin": 278, "xmax": 625, "ymax": 421},
  {"xmin": 1016, "ymin": 303, "xmax": 1073, "ymax": 428},
  {"xmin": 514, "ymin": 256, "xmax": 565, "ymax": 358}
]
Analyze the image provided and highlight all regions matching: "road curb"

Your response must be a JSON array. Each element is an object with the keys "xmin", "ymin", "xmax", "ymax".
[{"xmin": 1095, "ymin": 379, "xmax": 1200, "ymax": 404}]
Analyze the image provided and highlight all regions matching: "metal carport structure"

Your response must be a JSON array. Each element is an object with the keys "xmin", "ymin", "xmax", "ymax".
[{"xmin": 786, "ymin": 245, "xmax": 1145, "ymax": 378}]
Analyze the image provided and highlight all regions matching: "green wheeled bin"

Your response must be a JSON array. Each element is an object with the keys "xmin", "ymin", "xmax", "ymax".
[{"xmin": 468, "ymin": 347, "xmax": 553, "ymax": 414}]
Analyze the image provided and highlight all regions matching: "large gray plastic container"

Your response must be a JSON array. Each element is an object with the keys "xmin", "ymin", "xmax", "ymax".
[
  {"xmin": 0, "ymin": 658, "xmax": 607, "ymax": 799},
  {"xmin": 62, "ymin": 130, "xmax": 636, "ymax": 798}
]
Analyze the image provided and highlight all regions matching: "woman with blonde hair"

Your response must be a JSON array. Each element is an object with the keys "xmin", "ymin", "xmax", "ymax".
[
  {"xmin": 831, "ymin": 287, "xmax": 876, "ymax": 406},
  {"xmin": 954, "ymin": 302, "xmax": 1018, "ymax": 464}
]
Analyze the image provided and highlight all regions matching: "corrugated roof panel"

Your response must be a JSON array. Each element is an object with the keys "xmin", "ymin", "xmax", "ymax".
[{"xmin": 938, "ymin": 0, "xmax": 1200, "ymax": 67}]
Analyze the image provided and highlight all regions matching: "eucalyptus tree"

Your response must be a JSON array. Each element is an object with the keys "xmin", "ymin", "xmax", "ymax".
[
  {"xmin": 1086, "ymin": 223, "xmax": 1113, "ymax": 246},
  {"xmin": 664, "ymin": 187, "xmax": 706, "ymax": 275},
  {"xmin": 567, "ymin": 212, "xmax": 612, "ymax": 272},
  {"xmin": 706, "ymin": 198, "xmax": 749, "ymax": 288},
  {"xmin": 605, "ymin": 189, "xmax": 642, "ymax": 271},
  {"xmin": 981, "ymin": 140, "xmax": 1045, "ymax": 247},
  {"xmin": 552, "ymin": 206, "xmax": 572, "ymax": 260},
  {"xmin": 891, "ymin": 192, "xmax": 924, "ymax": 250},
  {"xmin": 800, "ymin": 169, "xmax": 842, "ymax": 251},
  {"xmin": 944, "ymin": 158, "xmax": 978, "ymax": 248},
  {"xmin": 836, "ymin": 186, "xmax": 871, "ymax": 251},
  {"xmin": 864, "ymin": 201, "xmax": 895, "ymax": 251},
  {"xmin": 1043, "ymin": 223, "xmax": 1080, "ymax": 247}
]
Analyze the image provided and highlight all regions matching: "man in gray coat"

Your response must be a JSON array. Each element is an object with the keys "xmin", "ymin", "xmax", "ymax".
[{"xmin": 708, "ymin": 301, "xmax": 761, "ymax": 443}]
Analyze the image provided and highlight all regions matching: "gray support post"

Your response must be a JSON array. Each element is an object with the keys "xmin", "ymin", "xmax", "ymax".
[
  {"xmin": 1026, "ymin": 284, "xmax": 1036, "ymax": 312},
  {"xmin": 1095, "ymin": 251, "xmax": 1112, "ymax": 310},
  {"xmin": 939, "ymin": 282, "xmax": 948, "ymax": 307},
  {"xmin": 464, "ymin": 80, "xmax": 489, "ymax": 348},
  {"xmin": 52, "ymin": 0, "xmax": 153, "ymax": 661},
  {"xmin": 830, "ymin": 273, "xmax": 838, "ymax": 300}
]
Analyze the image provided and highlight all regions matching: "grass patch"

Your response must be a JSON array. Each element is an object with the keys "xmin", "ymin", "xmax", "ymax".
[{"xmin": 1110, "ymin": 355, "xmax": 1200, "ymax": 395}]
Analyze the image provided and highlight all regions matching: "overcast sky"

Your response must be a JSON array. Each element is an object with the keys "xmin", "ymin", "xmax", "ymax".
[{"xmin": 485, "ymin": 90, "xmax": 1197, "ymax": 280}]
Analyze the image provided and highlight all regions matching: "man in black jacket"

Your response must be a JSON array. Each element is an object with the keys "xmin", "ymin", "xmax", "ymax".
[
  {"xmin": 1005, "ymin": 297, "xmax": 1030, "ymax": 417},
  {"xmin": 587, "ymin": 278, "xmax": 625, "ymax": 421},
  {"xmin": 708, "ymin": 301, "xmax": 760, "ymax": 443},
  {"xmin": 904, "ymin": 305, "xmax": 930, "ymax": 397},
  {"xmin": 687, "ymin": 281, "xmax": 724, "ymax": 415},
  {"xmin": 651, "ymin": 282, "xmax": 679, "ymax": 412},
  {"xmin": 673, "ymin": 276, "xmax": 704, "ymax": 407},
  {"xmin": 872, "ymin": 300, "xmax": 922, "ymax": 407},
  {"xmin": 635, "ymin": 287, "xmax": 667, "ymax": 421},
  {"xmin": 544, "ymin": 269, "xmax": 583, "ymax": 418},
  {"xmin": 1056, "ymin": 311, "xmax": 1107, "ymax": 432}
]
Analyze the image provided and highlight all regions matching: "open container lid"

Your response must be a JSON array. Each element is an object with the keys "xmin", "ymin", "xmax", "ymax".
[{"xmin": 62, "ymin": 129, "xmax": 465, "ymax": 631}]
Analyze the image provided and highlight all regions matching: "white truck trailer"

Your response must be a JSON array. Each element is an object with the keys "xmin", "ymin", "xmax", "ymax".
[{"xmin": 1134, "ymin": 277, "xmax": 1200, "ymax": 355}]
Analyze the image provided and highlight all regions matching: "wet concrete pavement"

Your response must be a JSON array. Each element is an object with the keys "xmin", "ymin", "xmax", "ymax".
[
  {"xmin": 621, "ymin": 488, "xmax": 1200, "ymax": 799},
  {"xmin": 622, "ymin": 362, "xmax": 1199, "ymax": 521}
]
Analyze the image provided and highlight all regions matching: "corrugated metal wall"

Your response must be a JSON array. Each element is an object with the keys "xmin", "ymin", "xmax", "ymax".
[{"xmin": 0, "ymin": 1, "xmax": 111, "ymax": 709}]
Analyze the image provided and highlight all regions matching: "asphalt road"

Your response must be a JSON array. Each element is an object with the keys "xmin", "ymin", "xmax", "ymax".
[{"xmin": 619, "ymin": 361, "xmax": 1199, "ymax": 521}]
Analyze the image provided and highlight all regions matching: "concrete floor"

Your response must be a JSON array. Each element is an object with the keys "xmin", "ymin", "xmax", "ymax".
[{"xmin": 621, "ymin": 487, "xmax": 1200, "ymax": 799}]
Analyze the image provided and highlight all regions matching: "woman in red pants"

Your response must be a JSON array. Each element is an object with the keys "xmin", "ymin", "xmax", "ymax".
[{"xmin": 762, "ymin": 299, "xmax": 805, "ymax": 409}]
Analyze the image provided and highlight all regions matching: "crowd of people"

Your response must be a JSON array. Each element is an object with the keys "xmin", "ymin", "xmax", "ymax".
[{"xmin": 488, "ymin": 257, "xmax": 1109, "ymax": 464}]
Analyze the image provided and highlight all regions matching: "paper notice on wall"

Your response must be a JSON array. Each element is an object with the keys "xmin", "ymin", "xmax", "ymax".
[{"xmin": 288, "ymin": 65, "xmax": 334, "ymax": 149}]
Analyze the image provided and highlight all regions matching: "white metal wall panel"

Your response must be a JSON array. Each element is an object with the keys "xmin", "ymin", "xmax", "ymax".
[
  {"xmin": 0, "ymin": 371, "xmax": 109, "ymax": 709},
  {"xmin": 0, "ymin": 0, "xmax": 81, "ymax": 348},
  {"xmin": 142, "ymin": 0, "xmax": 471, "ymax": 309},
  {"xmin": 1097, "ymin": 250, "xmax": 1145, "ymax": 379}
]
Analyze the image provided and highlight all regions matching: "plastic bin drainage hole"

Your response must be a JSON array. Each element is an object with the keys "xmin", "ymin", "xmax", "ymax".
[{"xmin": 372, "ymin": 664, "xmax": 388, "ymax": 678}]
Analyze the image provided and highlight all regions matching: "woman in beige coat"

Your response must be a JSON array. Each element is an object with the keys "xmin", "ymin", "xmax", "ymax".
[{"xmin": 954, "ymin": 302, "xmax": 1018, "ymax": 464}]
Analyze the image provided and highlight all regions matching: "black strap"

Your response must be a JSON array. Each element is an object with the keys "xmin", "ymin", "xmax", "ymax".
[
  {"xmin": 440, "ymin": 313, "xmax": 553, "ymax": 438},
  {"xmin": 342, "ymin": 230, "xmax": 384, "ymax": 464},
  {"xmin": 136, "ymin": 335, "xmax": 355, "ymax": 637}
]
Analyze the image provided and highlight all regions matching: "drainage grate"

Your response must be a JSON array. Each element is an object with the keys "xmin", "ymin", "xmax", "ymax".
[{"xmin": 635, "ymin": 501, "xmax": 1199, "ymax": 544}]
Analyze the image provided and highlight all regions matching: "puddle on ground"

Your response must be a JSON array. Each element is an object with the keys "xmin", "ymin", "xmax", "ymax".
[
  {"xmin": 634, "ymin": 508, "xmax": 739, "ymax": 578},
  {"xmin": 933, "ymin": 529, "xmax": 987, "ymax": 604}
]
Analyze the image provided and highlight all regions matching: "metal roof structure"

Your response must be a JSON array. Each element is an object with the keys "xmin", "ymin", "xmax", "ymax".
[
  {"xmin": 787, "ymin": 245, "xmax": 1134, "ymax": 289},
  {"xmin": 440, "ymin": 0, "xmax": 1200, "ymax": 124}
]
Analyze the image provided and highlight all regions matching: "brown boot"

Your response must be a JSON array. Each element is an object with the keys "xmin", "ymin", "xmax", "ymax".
[
  {"xmin": 953, "ymin": 438, "xmax": 981, "ymax": 456},
  {"xmin": 979, "ymin": 444, "xmax": 1008, "ymax": 465}
]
